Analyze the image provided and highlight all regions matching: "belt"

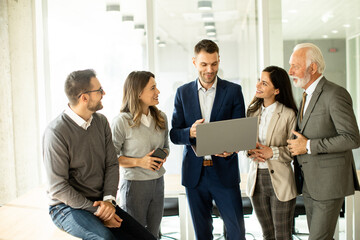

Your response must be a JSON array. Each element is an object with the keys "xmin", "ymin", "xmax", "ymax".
[{"xmin": 203, "ymin": 159, "xmax": 213, "ymax": 166}]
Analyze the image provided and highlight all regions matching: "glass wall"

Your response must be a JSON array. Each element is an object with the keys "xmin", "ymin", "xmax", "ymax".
[
  {"xmin": 44, "ymin": 0, "xmax": 147, "ymax": 124},
  {"xmin": 39, "ymin": 0, "xmax": 360, "ymax": 175},
  {"xmin": 347, "ymin": 35, "xmax": 360, "ymax": 123}
]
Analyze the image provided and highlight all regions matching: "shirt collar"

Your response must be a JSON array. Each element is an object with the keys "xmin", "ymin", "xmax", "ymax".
[
  {"xmin": 141, "ymin": 112, "xmax": 153, "ymax": 127},
  {"xmin": 64, "ymin": 104, "xmax": 93, "ymax": 130},
  {"xmin": 261, "ymin": 101, "xmax": 277, "ymax": 113},
  {"xmin": 305, "ymin": 75, "xmax": 323, "ymax": 96},
  {"xmin": 197, "ymin": 76, "xmax": 218, "ymax": 92}
]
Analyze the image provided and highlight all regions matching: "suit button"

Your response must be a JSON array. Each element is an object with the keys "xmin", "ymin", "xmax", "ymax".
[{"xmin": 270, "ymin": 170, "xmax": 274, "ymax": 174}]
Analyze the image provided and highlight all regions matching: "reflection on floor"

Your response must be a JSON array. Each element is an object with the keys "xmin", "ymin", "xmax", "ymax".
[{"xmin": 160, "ymin": 214, "xmax": 346, "ymax": 240}]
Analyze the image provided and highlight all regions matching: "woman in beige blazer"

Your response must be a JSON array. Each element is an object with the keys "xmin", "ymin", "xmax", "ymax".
[{"xmin": 246, "ymin": 66, "xmax": 298, "ymax": 240}]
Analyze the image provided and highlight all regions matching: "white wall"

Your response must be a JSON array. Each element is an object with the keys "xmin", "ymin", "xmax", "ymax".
[{"xmin": 0, "ymin": 0, "xmax": 42, "ymax": 204}]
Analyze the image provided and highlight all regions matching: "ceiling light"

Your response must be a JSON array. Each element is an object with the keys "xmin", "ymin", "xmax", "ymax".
[
  {"xmin": 156, "ymin": 37, "xmax": 160, "ymax": 43},
  {"xmin": 106, "ymin": 3, "xmax": 120, "ymax": 12},
  {"xmin": 202, "ymin": 13, "xmax": 214, "ymax": 21},
  {"xmin": 343, "ymin": 24, "xmax": 351, "ymax": 28},
  {"xmin": 158, "ymin": 41, "xmax": 166, "ymax": 47},
  {"xmin": 198, "ymin": 1, "xmax": 212, "ymax": 11},
  {"xmin": 204, "ymin": 22, "xmax": 215, "ymax": 29},
  {"xmin": 331, "ymin": 30, "xmax": 338, "ymax": 34},
  {"xmin": 357, "ymin": 17, "xmax": 360, "ymax": 20},
  {"xmin": 122, "ymin": 15, "xmax": 134, "ymax": 22},
  {"xmin": 122, "ymin": 15, "xmax": 134, "ymax": 30},
  {"xmin": 322, "ymin": 35, "xmax": 328, "ymax": 39},
  {"xmin": 321, "ymin": 12, "xmax": 334, "ymax": 23},
  {"xmin": 134, "ymin": 24, "xmax": 145, "ymax": 30},
  {"xmin": 206, "ymin": 29, "xmax": 216, "ymax": 36}
]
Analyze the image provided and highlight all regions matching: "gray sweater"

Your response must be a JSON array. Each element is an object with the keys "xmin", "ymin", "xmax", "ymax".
[
  {"xmin": 111, "ymin": 112, "xmax": 169, "ymax": 181},
  {"xmin": 43, "ymin": 112, "xmax": 119, "ymax": 213}
]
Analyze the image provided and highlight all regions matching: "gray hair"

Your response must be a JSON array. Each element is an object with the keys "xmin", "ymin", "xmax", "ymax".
[{"xmin": 293, "ymin": 43, "xmax": 326, "ymax": 74}]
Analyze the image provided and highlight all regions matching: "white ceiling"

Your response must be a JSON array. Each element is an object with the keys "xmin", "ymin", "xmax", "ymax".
[
  {"xmin": 153, "ymin": 0, "xmax": 360, "ymax": 45},
  {"xmin": 156, "ymin": 0, "xmax": 248, "ymax": 46},
  {"xmin": 282, "ymin": 0, "xmax": 360, "ymax": 40}
]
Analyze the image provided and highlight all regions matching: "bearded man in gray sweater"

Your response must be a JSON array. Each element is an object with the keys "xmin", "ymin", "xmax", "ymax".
[{"xmin": 43, "ymin": 69, "xmax": 156, "ymax": 240}]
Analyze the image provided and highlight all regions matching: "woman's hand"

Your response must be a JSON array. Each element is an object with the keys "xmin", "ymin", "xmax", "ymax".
[
  {"xmin": 248, "ymin": 142, "xmax": 273, "ymax": 162},
  {"xmin": 138, "ymin": 150, "xmax": 165, "ymax": 171}
]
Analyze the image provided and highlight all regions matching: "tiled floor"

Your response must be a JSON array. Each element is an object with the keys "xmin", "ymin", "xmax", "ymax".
[{"xmin": 160, "ymin": 213, "xmax": 346, "ymax": 239}]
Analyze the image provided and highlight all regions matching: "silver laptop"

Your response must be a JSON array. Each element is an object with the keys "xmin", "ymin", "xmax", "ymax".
[{"xmin": 192, "ymin": 117, "xmax": 258, "ymax": 157}]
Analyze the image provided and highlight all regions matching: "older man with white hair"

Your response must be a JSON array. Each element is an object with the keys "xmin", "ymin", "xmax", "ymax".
[{"xmin": 287, "ymin": 43, "xmax": 360, "ymax": 240}]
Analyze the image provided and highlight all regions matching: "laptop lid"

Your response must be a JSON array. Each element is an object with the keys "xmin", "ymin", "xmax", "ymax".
[{"xmin": 192, "ymin": 117, "xmax": 258, "ymax": 157}]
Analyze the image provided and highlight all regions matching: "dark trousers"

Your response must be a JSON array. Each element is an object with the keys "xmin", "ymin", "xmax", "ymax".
[
  {"xmin": 251, "ymin": 169, "xmax": 296, "ymax": 240},
  {"xmin": 303, "ymin": 180, "xmax": 344, "ymax": 240},
  {"xmin": 186, "ymin": 166, "xmax": 246, "ymax": 240},
  {"xmin": 49, "ymin": 203, "xmax": 156, "ymax": 240}
]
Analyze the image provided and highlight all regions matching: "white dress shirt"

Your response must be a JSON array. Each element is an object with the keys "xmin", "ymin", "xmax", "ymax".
[
  {"xmin": 198, "ymin": 77, "xmax": 217, "ymax": 160},
  {"xmin": 303, "ymin": 75, "xmax": 323, "ymax": 154},
  {"xmin": 303, "ymin": 75, "xmax": 323, "ymax": 116},
  {"xmin": 64, "ymin": 104, "xmax": 93, "ymax": 130},
  {"xmin": 258, "ymin": 102, "xmax": 279, "ymax": 169}
]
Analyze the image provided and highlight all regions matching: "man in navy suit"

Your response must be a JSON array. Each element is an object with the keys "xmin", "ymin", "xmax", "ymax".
[{"xmin": 170, "ymin": 39, "xmax": 246, "ymax": 240}]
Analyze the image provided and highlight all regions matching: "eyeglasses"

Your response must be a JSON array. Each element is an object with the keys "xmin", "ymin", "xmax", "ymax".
[{"xmin": 78, "ymin": 87, "xmax": 104, "ymax": 98}]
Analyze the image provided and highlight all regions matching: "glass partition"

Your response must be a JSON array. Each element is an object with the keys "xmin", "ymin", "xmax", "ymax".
[{"xmin": 45, "ymin": 0, "xmax": 147, "ymax": 122}]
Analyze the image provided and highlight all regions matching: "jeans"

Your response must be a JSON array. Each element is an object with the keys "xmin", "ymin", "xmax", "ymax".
[{"xmin": 49, "ymin": 203, "xmax": 156, "ymax": 240}]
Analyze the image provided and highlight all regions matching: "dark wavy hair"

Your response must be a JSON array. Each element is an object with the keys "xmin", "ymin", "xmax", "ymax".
[{"xmin": 247, "ymin": 66, "xmax": 298, "ymax": 116}]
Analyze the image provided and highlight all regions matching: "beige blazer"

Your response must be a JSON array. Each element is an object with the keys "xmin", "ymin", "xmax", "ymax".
[{"xmin": 246, "ymin": 102, "xmax": 298, "ymax": 201}]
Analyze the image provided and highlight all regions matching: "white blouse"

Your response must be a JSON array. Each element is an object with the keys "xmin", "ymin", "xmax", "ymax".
[{"xmin": 258, "ymin": 101, "xmax": 279, "ymax": 169}]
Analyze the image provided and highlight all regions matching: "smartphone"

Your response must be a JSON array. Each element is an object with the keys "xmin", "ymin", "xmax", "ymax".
[{"xmin": 151, "ymin": 148, "xmax": 167, "ymax": 163}]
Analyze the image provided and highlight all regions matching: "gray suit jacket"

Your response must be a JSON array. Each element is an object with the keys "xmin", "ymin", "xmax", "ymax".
[{"xmin": 296, "ymin": 77, "xmax": 360, "ymax": 201}]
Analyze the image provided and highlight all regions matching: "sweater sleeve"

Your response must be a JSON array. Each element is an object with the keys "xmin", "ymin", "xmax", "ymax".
[
  {"xmin": 162, "ymin": 112, "xmax": 170, "ymax": 155},
  {"xmin": 102, "ymin": 117, "xmax": 120, "ymax": 199},
  {"xmin": 43, "ymin": 127, "xmax": 98, "ymax": 213},
  {"xmin": 111, "ymin": 114, "xmax": 127, "ymax": 157}
]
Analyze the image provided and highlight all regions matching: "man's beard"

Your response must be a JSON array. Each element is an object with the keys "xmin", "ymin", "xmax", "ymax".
[
  {"xmin": 292, "ymin": 68, "xmax": 311, "ymax": 88},
  {"xmin": 87, "ymin": 100, "xmax": 103, "ymax": 112},
  {"xmin": 200, "ymin": 71, "xmax": 217, "ymax": 84}
]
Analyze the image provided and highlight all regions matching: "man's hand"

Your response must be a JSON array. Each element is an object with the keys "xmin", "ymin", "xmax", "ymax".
[
  {"xmin": 248, "ymin": 142, "xmax": 273, "ymax": 162},
  {"xmin": 215, "ymin": 151, "xmax": 236, "ymax": 158},
  {"xmin": 190, "ymin": 119, "xmax": 205, "ymax": 138},
  {"xmin": 287, "ymin": 130, "xmax": 308, "ymax": 156},
  {"xmin": 93, "ymin": 201, "xmax": 116, "ymax": 221},
  {"xmin": 103, "ymin": 214, "xmax": 123, "ymax": 228}
]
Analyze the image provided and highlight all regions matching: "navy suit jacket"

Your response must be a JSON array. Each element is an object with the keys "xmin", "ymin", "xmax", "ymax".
[{"xmin": 170, "ymin": 77, "xmax": 245, "ymax": 188}]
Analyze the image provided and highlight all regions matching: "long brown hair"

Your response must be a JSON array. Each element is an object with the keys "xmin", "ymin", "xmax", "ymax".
[
  {"xmin": 120, "ymin": 71, "xmax": 165, "ymax": 130},
  {"xmin": 247, "ymin": 66, "xmax": 298, "ymax": 116}
]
